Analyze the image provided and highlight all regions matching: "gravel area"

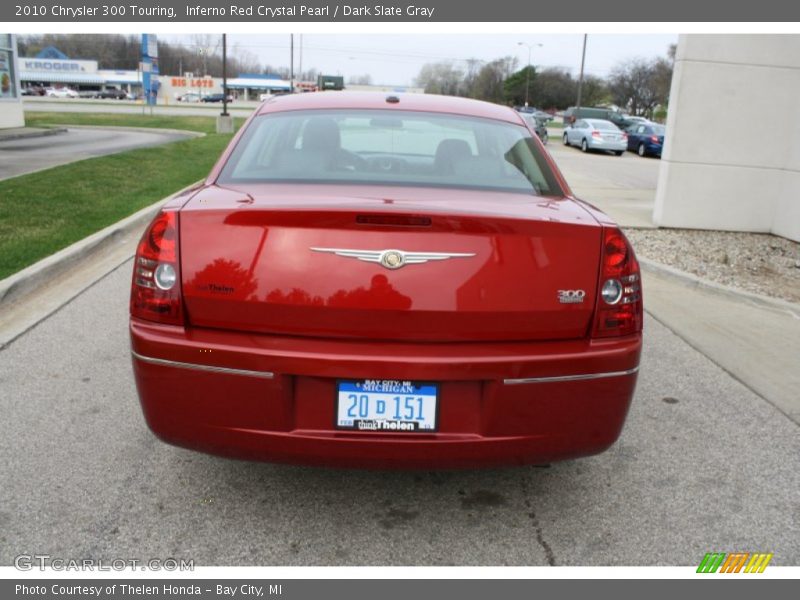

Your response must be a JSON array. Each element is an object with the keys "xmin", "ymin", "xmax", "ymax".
[{"xmin": 623, "ymin": 228, "xmax": 800, "ymax": 304}]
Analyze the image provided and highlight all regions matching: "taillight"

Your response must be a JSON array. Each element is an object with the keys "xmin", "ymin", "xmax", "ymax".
[
  {"xmin": 650, "ymin": 135, "xmax": 659, "ymax": 143},
  {"xmin": 622, "ymin": 133, "xmax": 628, "ymax": 141},
  {"xmin": 591, "ymin": 130, "xmax": 601, "ymax": 138},
  {"xmin": 592, "ymin": 227, "xmax": 643, "ymax": 338},
  {"xmin": 130, "ymin": 210, "xmax": 184, "ymax": 326}
]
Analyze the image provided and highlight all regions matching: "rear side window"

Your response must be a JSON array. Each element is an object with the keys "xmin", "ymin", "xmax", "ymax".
[{"xmin": 218, "ymin": 109, "xmax": 563, "ymax": 196}]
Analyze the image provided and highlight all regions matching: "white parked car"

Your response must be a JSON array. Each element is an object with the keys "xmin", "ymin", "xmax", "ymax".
[
  {"xmin": 178, "ymin": 92, "xmax": 202, "ymax": 103},
  {"xmin": 45, "ymin": 87, "xmax": 79, "ymax": 98},
  {"xmin": 563, "ymin": 119, "xmax": 628, "ymax": 155}
]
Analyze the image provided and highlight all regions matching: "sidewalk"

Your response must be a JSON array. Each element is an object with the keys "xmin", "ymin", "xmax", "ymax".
[{"xmin": 641, "ymin": 265, "xmax": 800, "ymax": 425}]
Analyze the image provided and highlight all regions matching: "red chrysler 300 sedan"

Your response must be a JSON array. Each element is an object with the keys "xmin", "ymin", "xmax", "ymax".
[{"xmin": 130, "ymin": 92, "xmax": 642, "ymax": 469}]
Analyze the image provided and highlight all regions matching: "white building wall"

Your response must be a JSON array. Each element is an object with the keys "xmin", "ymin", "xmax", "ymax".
[
  {"xmin": 0, "ymin": 34, "xmax": 24, "ymax": 129},
  {"xmin": 0, "ymin": 101, "xmax": 24, "ymax": 128},
  {"xmin": 654, "ymin": 34, "xmax": 800, "ymax": 242}
]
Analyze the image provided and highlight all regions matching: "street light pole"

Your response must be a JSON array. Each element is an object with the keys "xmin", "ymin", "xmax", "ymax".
[
  {"xmin": 576, "ymin": 34, "xmax": 588, "ymax": 112},
  {"xmin": 221, "ymin": 33, "xmax": 228, "ymax": 117},
  {"xmin": 517, "ymin": 42, "xmax": 542, "ymax": 108}
]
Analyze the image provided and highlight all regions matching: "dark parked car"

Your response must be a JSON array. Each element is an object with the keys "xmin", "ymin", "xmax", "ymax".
[
  {"xmin": 520, "ymin": 113, "xmax": 549, "ymax": 145},
  {"xmin": 23, "ymin": 86, "xmax": 46, "ymax": 96},
  {"xmin": 626, "ymin": 123, "xmax": 665, "ymax": 157},
  {"xmin": 95, "ymin": 88, "xmax": 127, "ymax": 100},
  {"xmin": 201, "ymin": 93, "xmax": 233, "ymax": 103}
]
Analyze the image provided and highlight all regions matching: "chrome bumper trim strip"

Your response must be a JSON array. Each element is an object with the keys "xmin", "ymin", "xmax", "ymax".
[
  {"xmin": 503, "ymin": 366, "xmax": 639, "ymax": 385},
  {"xmin": 131, "ymin": 350, "xmax": 274, "ymax": 379}
]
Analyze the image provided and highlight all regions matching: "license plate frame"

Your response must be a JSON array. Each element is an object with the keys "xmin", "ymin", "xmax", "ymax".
[{"xmin": 334, "ymin": 379, "xmax": 439, "ymax": 433}]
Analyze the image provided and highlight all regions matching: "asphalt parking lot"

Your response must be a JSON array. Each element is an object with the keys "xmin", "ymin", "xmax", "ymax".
[
  {"xmin": 545, "ymin": 129, "xmax": 661, "ymax": 228},
  {"xmin": 0, "ymin": 136, "xmax": 798, "ymax": 567}
]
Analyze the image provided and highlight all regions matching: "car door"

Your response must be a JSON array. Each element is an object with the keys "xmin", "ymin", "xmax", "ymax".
[
  {"xmin": 628, "ymin": 125, "xmax": 644, "ymax": 150},
  {"xmin": 568, "ymin": 120, "xmax": 582, "ymax": 144}
]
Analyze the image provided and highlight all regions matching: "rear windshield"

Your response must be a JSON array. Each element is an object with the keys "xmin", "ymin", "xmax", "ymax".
[
  {"xmin": 590, "ymin": 121, "xmax": 618, "ymax": 131},
  {"xmin": 217, "ymin": 109, "xmax": 563, "ymax": 196},
  {"xmin": 651, "ymin": 125, "xmax": 666, "ymax": 135}
]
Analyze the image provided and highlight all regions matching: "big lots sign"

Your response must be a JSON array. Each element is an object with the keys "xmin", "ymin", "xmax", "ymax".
[{"xmin": 171, "ymin": 77, "xmax": 214, "ymax": 88}]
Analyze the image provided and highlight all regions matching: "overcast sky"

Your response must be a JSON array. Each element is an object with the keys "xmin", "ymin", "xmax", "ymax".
[{"xmin": 163, "ymin": 33, "xmax": 678, "ymax": 85}]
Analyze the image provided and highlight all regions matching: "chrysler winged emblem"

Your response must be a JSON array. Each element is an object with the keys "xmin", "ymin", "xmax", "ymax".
[{"xmin": 310, "ymin": 247, "xmax": 476, "ymax": 270}]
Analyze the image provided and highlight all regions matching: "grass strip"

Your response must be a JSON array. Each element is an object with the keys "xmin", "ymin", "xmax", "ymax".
[{"xmin": 0, "ymin": 113, "xmax": 238, "ymax": 278}]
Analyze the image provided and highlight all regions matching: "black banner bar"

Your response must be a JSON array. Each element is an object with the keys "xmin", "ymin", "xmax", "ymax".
[
  {"xmin": 3, "ymin": 0, "xmax": 800, "ymax": 22},
  {"xmin": 2, "ymin": 579, "xmax": 797, "ymax": 600}
]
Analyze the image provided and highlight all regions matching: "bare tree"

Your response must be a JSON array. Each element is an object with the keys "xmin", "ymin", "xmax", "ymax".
[
  {"xmin": 415, "ymin": 61, "xmax": 465, "ymax": 96},
  {"xmin": 348, "ymin": 74, "xmax": 373, "ymax": 85},
  {"xmin": 608, "ymin": 57, "xmax": 672, "ymax": 117}
]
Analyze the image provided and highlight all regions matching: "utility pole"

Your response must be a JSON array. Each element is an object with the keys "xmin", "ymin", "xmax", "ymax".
[
  {"xmin": 576, "ymin": 34, "xmax": 588, "ymax": 112},
  {"xmin": 299, "ymin": 34, "xmax": 303, "ymax": 81},
  {"xmin": 290, "ymin": 34, "xmax": 294, "ymax": 93},
  {"xmin": 216, "ymin": 33, "xmax": 233, "ymax": 133}
]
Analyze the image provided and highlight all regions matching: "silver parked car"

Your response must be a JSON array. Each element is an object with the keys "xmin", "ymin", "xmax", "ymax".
[{"xmin": 563, "ymin": 119, "xmax": 627, "ymax": 155}]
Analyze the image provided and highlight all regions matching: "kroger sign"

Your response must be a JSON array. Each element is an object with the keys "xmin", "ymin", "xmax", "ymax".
[{"xmin": 23, "ymin": 59, "xmax": 97, "ymax": 72}]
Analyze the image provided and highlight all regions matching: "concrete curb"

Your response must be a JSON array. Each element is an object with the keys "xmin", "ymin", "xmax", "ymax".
[
  {"xmin": 55, "ymin": 124, "xmax": 206, "ymax": 138},
  {"xmin": 639, "ymin": 256, "xmax": 800, "ymax": 319},
  {"xmin": 0, "ymin": 181, "xmax": 200, "ymax": 311},
  {"xmin": 0, "ymin": 127, "xmax": 68, "ymax": 141}
]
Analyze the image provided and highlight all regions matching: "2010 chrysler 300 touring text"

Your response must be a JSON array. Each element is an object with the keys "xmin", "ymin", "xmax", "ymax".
[{"xmin": 130, "ymin": 92, "xmax": 643, "ymax": 469}]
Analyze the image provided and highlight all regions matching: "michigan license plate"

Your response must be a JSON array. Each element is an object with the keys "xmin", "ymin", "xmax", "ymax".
[{"xmin": 335, "ymin": 380, "xmax": 438, "ymax": 432}]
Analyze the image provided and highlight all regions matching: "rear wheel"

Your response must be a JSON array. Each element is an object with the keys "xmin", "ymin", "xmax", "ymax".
[
  {"xmin": 541, "ymin": 132, "xmax": 548, "ymax": 145},
  {"xmin": 563, "ymin": 133, "xmax": 569, "ymax": 146},
  {"xmin": 614, "ymin": 151, "xmax": 624, "ymax": 156},
  {"xmin": 581, "ymin": 139, "xmax": 588, "ymax": 153},
  {"xmin": 638, "ymin": 143, "xmax": 646, "ymax": 157}
]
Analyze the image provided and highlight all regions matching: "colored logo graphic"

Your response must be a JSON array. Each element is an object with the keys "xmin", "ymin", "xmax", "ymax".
[{"xmin": 697, "ymin": 552, "xmax": 773, "ymax": 573}]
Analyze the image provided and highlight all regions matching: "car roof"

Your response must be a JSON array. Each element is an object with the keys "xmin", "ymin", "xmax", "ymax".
[{"xmin": 257, "ymin": 91, "xmax": 523, "ymax": 124}]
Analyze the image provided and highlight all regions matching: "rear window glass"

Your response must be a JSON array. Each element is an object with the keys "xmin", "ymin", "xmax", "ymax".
[
  {"xmin": 217, "ymin": 109, "xmax": 562, "ymax": 196},
  {"xmin": 591, "ymin": 121, "xmax": 618, "ymax": 131},
  {"xmin": 651, "ymin": 125, "xmax": 666, "ymax": 135}
]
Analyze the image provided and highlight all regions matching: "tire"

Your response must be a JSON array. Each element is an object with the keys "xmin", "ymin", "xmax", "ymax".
[
  {"xmin": 541, "ymin": 132, "xmax": 548, "ymax": 145},
  {"xmin": 638, "ymin": 143, "xmax": 646, "ymax": 157},
  {"xmin": 614, "ymin": 151, "xmax": 624, "ymax": 156},
  {"xmin": 581, "ymin": 139, "xmax": 588, "ymax": 153},
  {"xmin": 563, "ymin": 133, "xmax": 569, "ymax": 146}
]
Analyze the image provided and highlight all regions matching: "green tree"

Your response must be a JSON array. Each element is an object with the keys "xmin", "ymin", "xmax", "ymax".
[
  {"xmin": 530, "ymin": 68, "xmax": 575, "ymax": 110},
  {"xmin": 503, "ymin": 65, "xmax": 536, "ymax": 106}
]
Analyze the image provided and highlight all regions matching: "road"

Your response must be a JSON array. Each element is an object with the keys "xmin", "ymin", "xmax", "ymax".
[
  {"xmin": 1, "ymin": 268, "xmax": 798, "ymax": 566},
  {"xmin": 0, "ymin": 127, "xmax": 195, "ymax": 180},
  {"xmin": 545, "ymin": 130, "xmax": 661, "ymax": 228},
  {"xmin": 23, "ymin": 97, "xmax": 258, "ymax": 119}
]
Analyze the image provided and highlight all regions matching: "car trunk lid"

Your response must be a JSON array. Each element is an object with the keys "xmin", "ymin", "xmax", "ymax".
[{"xmin": 178, "ymin": 184, "xmax": 603, "ymax": 342}]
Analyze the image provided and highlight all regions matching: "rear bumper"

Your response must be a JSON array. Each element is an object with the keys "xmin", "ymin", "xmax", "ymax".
[
  {"xmin": 130, "ymin": 318, "xmax": 641, "ymax": 469},
  {"xmin": 588, "ymin": 138, "xmax": 627, "ymax": 151}
]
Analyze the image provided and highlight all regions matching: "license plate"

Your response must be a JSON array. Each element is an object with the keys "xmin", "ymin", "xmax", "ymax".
[{"xmin": 335, "ymin": 380, "xmax": 438, "ymax": 432}]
